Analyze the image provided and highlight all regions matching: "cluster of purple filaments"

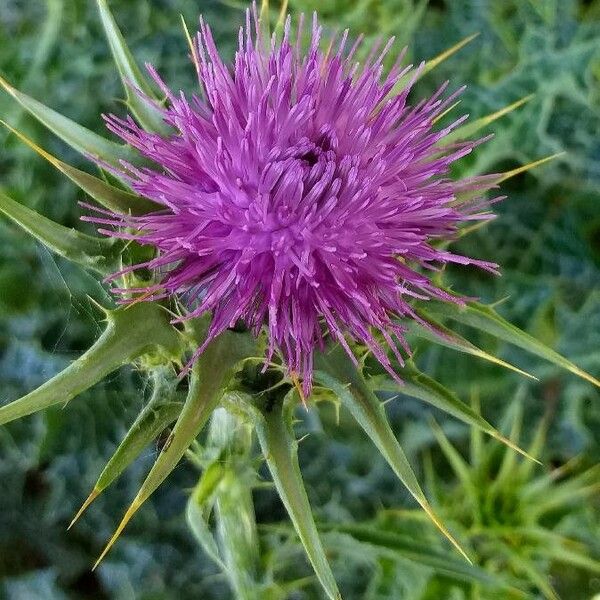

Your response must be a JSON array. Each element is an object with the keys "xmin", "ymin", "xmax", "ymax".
[{"xmin": 85, "ymin": 10, "xmax": 498, "ymax": 394}]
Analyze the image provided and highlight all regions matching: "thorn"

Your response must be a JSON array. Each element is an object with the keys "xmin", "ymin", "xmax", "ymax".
[
  {"xmin": 479, "ymin": 94, "xmax": 534, "ymax": 127},
  {"xmin": 85, "ymin": 294, "xmax": 110, "ymax": 316},
  {"xmin": 419, "ymin": 499, "xmax": 472, "ymax": 564},
  {"xmin": 93, "ymin": 499, "xmax": 141, "ymax": 570},
  {"xmin": 432, "ymin": 100, "xmax": 461, "ymax": 124},
  {"xmin": 180, "ymin": 15, "xmax": 200, "ymax": 75},
  {"xmin": 492, "ymin": 432, "xmax": 542, "ymax": 465},
  {"xmin": 68, "ymin": 488, "xmax": 100, "ymax": 530},
  {"xmin": 424, "ymin": 32, "xmax": 480, "ymax": 74},
  {"xmin": 123, "ymin": 289, "xmax": 158, "ymax": 309},
  {"xmin": 496, "ymin": 152, "xmax": 565, "ymax": 183},
  {"xmin": 0, "ymin": 73, "xmax": 17, "ymax": 97},
  {"xmin": 290, "ymin": 371, "xmax": 308, "ymax": 410}
]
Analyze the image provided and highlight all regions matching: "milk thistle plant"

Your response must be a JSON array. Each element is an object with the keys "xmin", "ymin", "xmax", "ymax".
[{"xmin": 0, "ymin": 1, "xmax": 598, "ymax": 599}]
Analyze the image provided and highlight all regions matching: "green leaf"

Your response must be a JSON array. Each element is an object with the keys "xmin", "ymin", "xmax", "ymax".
[
  {"xmin": 0, "ymin": 73, "xmax": 136, "ymax": 167},
  {"xmin": 96, "ymin": 0, "xmax": 169, "ymax": 135},
  {"xmin": 0, "ymin": 189, "xmax": 121, "ymax": 275},
  {"xmin": 251, "ymin": 395, "xmax": 341, "ymax": 600},
  {"xmin": 314, "ymin": 346, "xmax": 470, "ymax": 563},
  {"xmin": 94, "ymin": 328, "xmax": 256, "ymax": 569},
  {"xmin": 321, "ymin": 524, "xmax": 496, "ymax": 585},
  {"xmin": 69, "ymin": 368, "xmax": 182, "ymax": 527},
  {"xmin": 426, "ymin": 298, "xmax": 600, "ymax": 388},
  {"xmin": 0, "ymin": 302, "xmax": 182, "ymax": 426},
  {"xmin": 2, "ymin": 120, "xmax": 159, "ymax": 215}
]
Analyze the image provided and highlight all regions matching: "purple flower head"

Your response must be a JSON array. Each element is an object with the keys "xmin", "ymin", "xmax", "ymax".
[{"xmin": 87, "ymin": 9, "xmax": 498, "ymax": 395}]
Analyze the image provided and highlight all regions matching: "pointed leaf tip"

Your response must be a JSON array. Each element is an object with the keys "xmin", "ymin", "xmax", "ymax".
[
  {"xmin": 424, "ymin": 32, "xmax": 480, "ymax": 75},
  {"xmin": 1, "ymin": 119, "xmax": 159, "ymax": 215},
  {"xmin": 68, "ymin": 488, "xmax": 100, "ymax": 530},
  {"xmin": 496, "ymin": 153, "xmax": 566, "ymax": 183},
  {"xmin": 0, "ymin": 189, "xmax": 120, "ymax": 275}
]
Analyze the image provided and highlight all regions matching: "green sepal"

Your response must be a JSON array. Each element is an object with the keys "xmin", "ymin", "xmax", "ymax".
[
  {"xmin": 0, "ymin": 302, "xmax": 182, "ymax": 426},
  {"xmin": 248, "ymin": 393, "xmax": 341, "ymax": 600},
  {"xmin": 94, "ymin": 328, "xmax": 257, "ymax": 568},
  {"xmin": 0, "ymin": 189, "xmax": 122, "ymax": 275},
  {"xmin": 0, "ymin": 74, "xmax": 136, "ymax": 168},
  {"xmin": 425, "ymin": 298, "xmax": 600, "ymax": 388},
  {"xmin": 2, "ymin": 120, "xmax": 159, "ymax": 215},
  {"xmin": 314, "ymin": 345, "xmax": 470, "ymax": 563},
  {"xmin": 96, "ymin": 0, "xmax": 170, "ymax": 135}
]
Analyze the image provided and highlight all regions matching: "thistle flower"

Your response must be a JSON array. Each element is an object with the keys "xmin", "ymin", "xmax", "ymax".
[
  {"xmin": 2, "ymin": 2, "xmax": 592, "ymax": 598},
  {"xmin": 85, "ymin": 8, "xmax": 497, "ymax": 394}
]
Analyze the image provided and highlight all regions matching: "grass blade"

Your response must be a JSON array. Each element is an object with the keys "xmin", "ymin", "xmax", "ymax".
[{"xmin": 322, "ymin": 525, "xmax": 496, "ymax": 585}]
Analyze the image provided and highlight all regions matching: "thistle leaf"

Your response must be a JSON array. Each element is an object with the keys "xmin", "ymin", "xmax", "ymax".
[
  {"xmin": 411, "ymin": 308, "xmax": 536, "ymax": 380},
  {"xmin": 0, "ymin": 303, "xmax": 182, "ymax": 426},
  {"xmin": 426, "ymin": 298, "xmax": 600, "ymax": 388},
  {"xmin": 314, "ymin": 346, "xmax": 471, "ymax": 563},
  {"xmin": 0, "ymin": 73, "xmax": 135, "ymax": 167},
  {"xmin": 69, "ymin": 370, "xmax": 182, "ymax": 528},
  {"xmin": 96, "ymin": 0, "xmax": 169, "ymax": 134},
  {"xmin": 252, "ymin": 396, "xmax": 341, "ymax": 600},
  {"xmin": 1, "ymin": 120, "xmax": 159, "ymax": 215},
  {"xmin": 94, "ymin": 329, "xmax": 256, "ymax": 569},
  {"xmin": 0, "ymin": 189, "xmax": 121, "ymax": 275}
]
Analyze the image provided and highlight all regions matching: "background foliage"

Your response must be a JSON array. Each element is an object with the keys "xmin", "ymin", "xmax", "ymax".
[{"xmin": 0, "ymin": 0, "xmax": 598, "ymax": 598}]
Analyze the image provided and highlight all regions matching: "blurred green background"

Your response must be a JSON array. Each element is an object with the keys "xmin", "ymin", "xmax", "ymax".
[{"xmin": 0, "ymin": 0, "xmax": 598, "ymax": 598}]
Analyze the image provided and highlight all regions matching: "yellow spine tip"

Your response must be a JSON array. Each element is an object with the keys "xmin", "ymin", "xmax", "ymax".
[
  {"xmin": 68, "ymin": 488, "xmax": 101, "ymax": 530},
  {"xmin": 93, "ymin": 500, "xmax": 141, "ymax": 569}
]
